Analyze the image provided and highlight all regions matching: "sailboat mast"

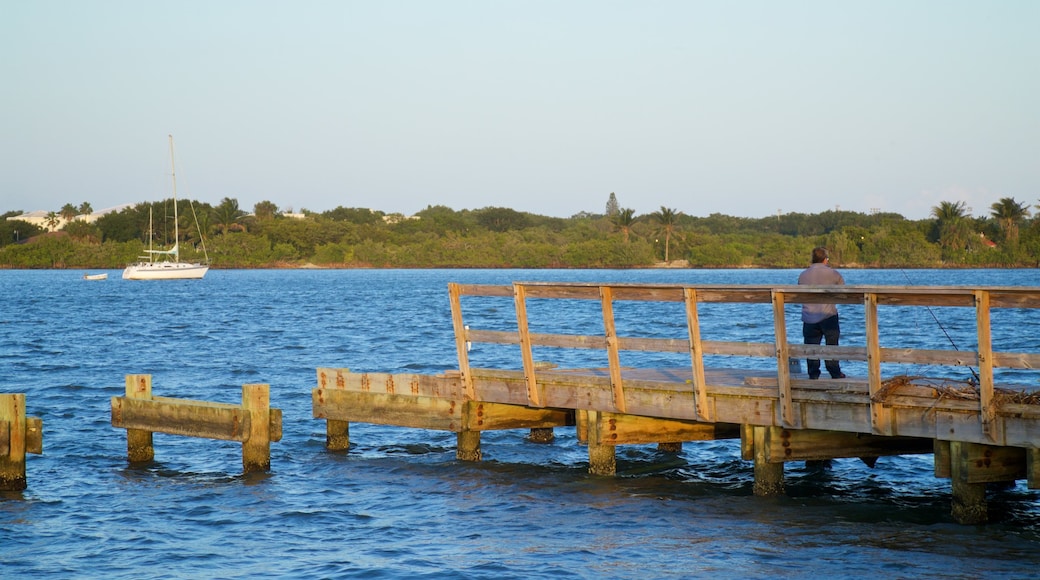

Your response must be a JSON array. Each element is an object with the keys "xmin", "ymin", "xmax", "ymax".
[{"xmin": 168, "ymin": 134, "xmax": 179, "ymax": 262}]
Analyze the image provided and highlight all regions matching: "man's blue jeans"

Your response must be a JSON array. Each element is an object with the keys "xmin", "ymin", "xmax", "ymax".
[{"xmin": 803, "ymin": 314, "xmax": 843, "ymax": 379}]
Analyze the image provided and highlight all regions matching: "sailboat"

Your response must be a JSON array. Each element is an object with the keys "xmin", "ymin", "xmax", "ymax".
[{"xmin": 122, "ymin": 135, "xmax": 209, "ymax": 280}]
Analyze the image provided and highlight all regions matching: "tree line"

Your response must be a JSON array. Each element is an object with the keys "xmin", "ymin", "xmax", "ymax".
[{"xmin": 1, "ymin": 193, "xmax": 1038, "ymax": 269}]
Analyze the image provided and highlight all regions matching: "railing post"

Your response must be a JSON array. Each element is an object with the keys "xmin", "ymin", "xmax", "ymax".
[
  {"xmin": 770, "ymin": 290, "xmax": 795, "ymax": 427},
  {"xmin": 125, "ymin": 374, "xmax": 154, "ymax": 463},
  {"xmin": 448, "ymin": 283, "xmax": 476, "ymax": 400},
  {"xmin": 864, "ymin": 293, "xmax": 892, "ymax": 435},
  {"xmin": 599, "ymin": 286, "xmax": 626, "ymax": 413},
  {"xmin": 975, "ymin": 290, "xmax": 996, "ymax": 441},
  {"xmin": 684, "ymin": 288, "xmax": 712, "ymax": 422},
  {"xmin": 513, "ymin": 283, "xmax": 543, "ymax": 407}
]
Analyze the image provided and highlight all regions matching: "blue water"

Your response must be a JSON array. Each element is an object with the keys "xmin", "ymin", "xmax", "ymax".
[{"xmin": 2, "ymin": 268, "xmax": 1039, "ymax": 579}]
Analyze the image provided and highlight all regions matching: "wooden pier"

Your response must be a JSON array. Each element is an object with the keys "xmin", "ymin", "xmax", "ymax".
[{"xmin": 313, "ymin": 282, "xmax": 1040, "ymax": 524}]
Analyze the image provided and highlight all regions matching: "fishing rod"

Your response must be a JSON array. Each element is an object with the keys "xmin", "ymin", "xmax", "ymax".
[{"xmin": 901, "ymin": 270, "xmax": 981, "ymax": 385}]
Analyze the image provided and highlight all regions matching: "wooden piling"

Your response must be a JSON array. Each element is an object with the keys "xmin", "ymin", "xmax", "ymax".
[
  {"xmin": 1028, "ymin": 448, "xmax": 1040, "ymax": 489},
  {"xmin": 124, "ymin": 374, "xmax": 155, "ymax": 463},
  {"xmin": 0, "ymin": 394, "xmax": 27, "ymax": 490},
  {"xmin": 936, "ymin": 439, "xmax": 1028, "ymax": 523},
  {"xmin": 457, "ymin": 430, "xmax": 482, "ymax": 461},
  {"xmin": 585, "ymin": 411, "xmax": 617, "ymax": 475},
  {"xmin": 529, "ymin": 427, "xmax": 555, "ymax": 443},
  {"xmin": 588, "ymin": 439, "xmax": 617, "ymax": 476},
  {"xmin": 751, "ymin": 426, "xmax": 784, "ymax": 496},
  {"xmin": 326, "ymin": 419, "xmax": 350, "ymax": 451},
  {"xmin": 950, "ymin": 441, "xmax": 988, "ymax": 524},
  {"xmin": 241, "ymin": 384, "xmax": 271, "ymax": 473}
]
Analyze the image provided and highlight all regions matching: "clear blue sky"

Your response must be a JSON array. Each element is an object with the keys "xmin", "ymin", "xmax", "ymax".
[{"xmin": 2, "ymin": 1, "xmax": 1037, "ymax": 220}]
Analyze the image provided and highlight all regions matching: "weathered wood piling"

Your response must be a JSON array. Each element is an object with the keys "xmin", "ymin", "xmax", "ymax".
[{"xmin": 0, "ymin": 393, "xmax": 43, "ymax": 491}]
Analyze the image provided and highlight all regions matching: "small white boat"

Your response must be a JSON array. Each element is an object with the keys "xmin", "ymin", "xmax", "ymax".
[{"xmin": 83, "ymin": 273, "xmax": 108, "ymax": 281}]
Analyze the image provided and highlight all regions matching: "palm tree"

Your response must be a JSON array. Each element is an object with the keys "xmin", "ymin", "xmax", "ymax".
[
  {"xmin": 931, "ymin": 200, "xmax": 968, "ymax": 222},
  {"xmin": 213, "ymin": 197, "xmax": 246, "ymax": 234},
  {"xmin": 60, "ymin": 203, "xmax": 78, "ymax": 223},
  {"xmin": 990, "ymin": 197, "xmax": 1030, "ymax": 244},
  {"xmin": 77, "ymin": 202, "xmax": 93, "ymax": 215},
  {"xmin": 650, "ymin": 206, "xmax": 679, "ymax": 262},
  {"xmin": 44, "ymin": 211, "xmax": 61, "ymax": 231},
  {"xmin": 930, "ymin": 201, "xmax": 971, "ymax": 254},
  {"xmin": 611, "ymin": 208, "xmax": 636, "ymax": 242}
]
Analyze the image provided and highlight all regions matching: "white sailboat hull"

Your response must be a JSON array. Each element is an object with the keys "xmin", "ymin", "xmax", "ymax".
[{"xmin": 122, "ymin": 261, "xmax": 208, "ymax": 280}]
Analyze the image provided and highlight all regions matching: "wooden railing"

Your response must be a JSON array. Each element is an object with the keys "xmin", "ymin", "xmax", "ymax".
[{"xmin": 448, "ymin": 282, "xmax": 1040, "ymax": 438}]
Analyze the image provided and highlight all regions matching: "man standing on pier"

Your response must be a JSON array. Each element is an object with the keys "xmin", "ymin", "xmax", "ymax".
[{"xmin": 798, "ymin": 247, "xmax": 846, "ymax": 379}]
